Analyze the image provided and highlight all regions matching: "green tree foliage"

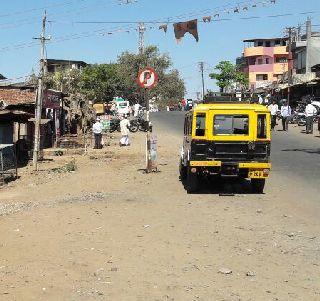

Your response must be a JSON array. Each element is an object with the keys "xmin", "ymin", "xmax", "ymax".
[
  {"xmin": 43, "ymin": 46, "xmax": 185, "ymax": 104},
  {"xmin": 209, "ymin": 61, "xmax": 248, "ymax": 92},
  {"xmin": 117, "ymin": 45, "xmax": 185, "ymax": 104},
  {"xmin": 80, "ymin": 64, "xmax": 125, "ymax": 102}
]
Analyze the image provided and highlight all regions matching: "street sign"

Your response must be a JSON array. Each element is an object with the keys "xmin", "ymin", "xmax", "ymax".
[{"xmin": 137, "ymin": 67, "xmax": 158, "ymax": 89}]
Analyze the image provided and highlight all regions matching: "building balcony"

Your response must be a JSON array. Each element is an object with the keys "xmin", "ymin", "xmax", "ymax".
[
  {"xmin": 273, "ymin": 63, "xmax": 289, "ymax": 74},
  {"xmin": 273, "ymin": 46, "xmax": 289, "ymax": 55},
  {"xmin": 248, "ymin": 64, "xmax": 273, "ymax": 73},
  {"xmin": 244, "ymin": 46, "xmax": 288, "ymax": 58},
  {"xmin": 244, "ymin": 46, "xmax": 265, "ymax": 57}
]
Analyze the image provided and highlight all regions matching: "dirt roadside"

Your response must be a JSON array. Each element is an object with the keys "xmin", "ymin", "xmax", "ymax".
[{"xmin": 0, "ymin": 126, "xmax": 319, "ymax": 301}]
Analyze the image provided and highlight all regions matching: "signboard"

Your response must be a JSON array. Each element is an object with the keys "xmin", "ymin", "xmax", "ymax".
[
  {"xmin": 43, "ymin": 90, "xmax": 62, "ymax": 109},
  {"xmin": 137, "ymin": 67, "xmax": 158, "ymax": 89}
]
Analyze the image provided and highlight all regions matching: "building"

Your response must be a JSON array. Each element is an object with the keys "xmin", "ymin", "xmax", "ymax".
[
  {"xmin": 0, "ymin": 84, "xmax": 64, "ymax": 149},
  {"xmin": 242, "ymin": 38, "xmax": 289, "ymax": 91},
  {"xmin": 293, "ymin": 21, "xmax": 320, "ymax": 75},
  {"xmin": 45, "ymin": 59, "xmax": 87, "ymax": 74}
]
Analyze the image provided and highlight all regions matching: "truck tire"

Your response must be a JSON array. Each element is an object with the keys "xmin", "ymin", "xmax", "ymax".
[
  {"xmin": 186, "ymin": 167, "xmax": 199, "ymax": 194},
  {"xmin": 179, "ymin": 159, "xmax": 187, "ymax": 180},
  {"xmin": 251, "ymin": 179, "xmax": 265, "ymax": 194}
]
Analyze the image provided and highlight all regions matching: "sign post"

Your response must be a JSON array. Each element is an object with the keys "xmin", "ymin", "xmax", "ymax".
[{"xmin": 137, "ymin": 67, "xmax": 158, "ymax": 173}]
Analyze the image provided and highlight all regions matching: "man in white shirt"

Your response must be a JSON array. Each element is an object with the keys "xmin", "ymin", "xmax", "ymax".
[
  {"xmin": 280, "ymin": 100, "xmax": 291, "ymax": 131},
  {"xmin": 305, "ymin": 101, "xmax": 317, "ymax": 134},
  {"xmin": 120, "ymin": 115, "xmax": 131, "ymax": 146},
  {"xmin": 134, "ymin": 103, "xmax": 141, "ymax": 117},
  {"xmin": 92, "ymin": 118, "xmax": 103, "ymax": 149},
  {"xmin": 268, "ymin": 100, "xmax": 279, "ymax": 130}
]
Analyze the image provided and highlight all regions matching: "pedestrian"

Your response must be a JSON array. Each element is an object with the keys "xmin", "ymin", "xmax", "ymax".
[
  {"xmin": 93, "ymin": 117, "xmax": 103, "ymax": 149},
  {"xmin": 305, "ymin": 100, "xmax": 317, "ymax": 134},
  {"xmin": 134, "ymin": 103, "xmax": 141, "ymax": 117},
  {"xmin": 268, "ymin": 100, "xmax": 279, "ymax": 130},
  {"xmin": 280, "ymin": 100, "xmax": 291, "ymax": 131},
  {"xmin": 120, "ymin": 115, "xmax": 131, "ymax": 146}
]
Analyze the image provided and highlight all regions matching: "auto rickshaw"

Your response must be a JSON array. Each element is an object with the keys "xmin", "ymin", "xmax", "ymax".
[{"xmin": 179, "ymin": 101, "xmax": 271, "ymax": 193}]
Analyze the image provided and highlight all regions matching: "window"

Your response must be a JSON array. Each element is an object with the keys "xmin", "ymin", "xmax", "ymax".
[
  {"xmin": 265, "ymin": 58, "xmax": 270, "ymax": 64},
  {"xmin": 257, "ymin": 58, "xmax": 263, "ymax": 65},
  {"xmin": 257, "ymin": 114, "xmax": 267, "ymax": 139},
  {"xmin": 257, "ymin": 41, "xmax": 263, "ymax": 47},
  {"xmin": 256, "ymin": 74, "xmax": 268, "ymax": 81},
  {"xmin": 214, "ymin": 115, "xmax": 249, "ymax": 135},
  {"xmin": 265, "ymin": 41, "xmax": 271, "ymax": 47},
  {"xmin": 275, "ymin": 57, "xmax": 288, "ymax": 63},
  {"xmin": 195, "ymin": 113, "xmax": 206, "ymax": 136},
  {"xmin": 275, "ymin": 39, "xmax": 281, "ymax": 46}
]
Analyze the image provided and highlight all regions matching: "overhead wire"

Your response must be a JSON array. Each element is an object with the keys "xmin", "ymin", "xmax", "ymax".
[
  {"xmin": 1, "ymin": 2, "xmax": 317, "ymax": 53},
  {"xmin": 0, "ymin": 0, "xmax": 136, "ymax": 31}
]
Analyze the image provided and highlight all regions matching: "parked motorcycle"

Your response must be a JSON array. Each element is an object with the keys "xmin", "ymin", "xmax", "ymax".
[
  {"xmin": 109, "ymin": 118, "xmax": 121, "ymax": 133},
  {"xmin": 109, "ymin": 117, "xmax": 142, "ymax": 133},
  {"xmin": 130, "ymin": 117, "xmax": 152, "ymax": 132}
]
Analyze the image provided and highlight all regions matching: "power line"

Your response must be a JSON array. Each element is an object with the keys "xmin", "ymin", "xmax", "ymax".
[
  {"xmin": 0, "ymin": 0, "xmax": 87, "ymax": 19},
  {"xmin": 1, "ymin": 9, "xmax": 319, "ymax": 53}
]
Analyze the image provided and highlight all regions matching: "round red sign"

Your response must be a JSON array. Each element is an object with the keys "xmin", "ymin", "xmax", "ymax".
[{"xmin": 137, "ymin": 67, "xmax": 158, "ymax": 89}]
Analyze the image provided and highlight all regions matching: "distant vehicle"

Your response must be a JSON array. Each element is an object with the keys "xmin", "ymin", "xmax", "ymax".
[
  {"xmin": 185, "ymin": 99, "xmax": 194, "ymax": 111},
  {"xmin": 180, "ymin": 101, "xmax": 271, "ymax": 193},
  {"xmin": 116, "ymin": 100, "xmax": 130, "ymax": 116}
]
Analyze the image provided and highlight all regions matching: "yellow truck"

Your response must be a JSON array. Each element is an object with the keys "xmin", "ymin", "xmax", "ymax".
[{"xmin": 180, "ymin": 102, "xmax": 271, "ymax": 193}]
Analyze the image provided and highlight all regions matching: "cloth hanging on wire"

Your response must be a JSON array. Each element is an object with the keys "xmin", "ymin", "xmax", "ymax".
[
  {"xmin": 173, "ymin": 19, "xmax": 199, "ymax": 42},
  {"xmin": 159, "ymin": 24, "xmax": 168, "ymax": 33}
]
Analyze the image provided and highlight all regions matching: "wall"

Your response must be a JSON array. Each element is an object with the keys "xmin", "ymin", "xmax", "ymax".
[{"xmin": 0, "ymin": 123, "xmax": 13, "ymax": 144}]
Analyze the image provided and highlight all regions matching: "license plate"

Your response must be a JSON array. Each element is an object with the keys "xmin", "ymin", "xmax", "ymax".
[{"xmin": 248, "ymin": 171, "xmax": 265, "ymax": 179}]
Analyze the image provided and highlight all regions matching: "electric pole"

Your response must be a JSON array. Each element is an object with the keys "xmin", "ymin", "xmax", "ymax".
[
  {"xmin": 199, "ymin": 62, "xmax": 205, "ymax": 99},
  {"xmin": 138, "ymin": 22, "xmax": 146, "ymax": 55},
  {"xmin": 286, "ymin": 27, "xmax": 294, "ymax": 104},
  {"xmin": 305, "ymin": 17, "xmax": 312, "ymax": 73},
  {"xmin": 32, "ymin": 11, "xmax": 50, "ymax": 171}
]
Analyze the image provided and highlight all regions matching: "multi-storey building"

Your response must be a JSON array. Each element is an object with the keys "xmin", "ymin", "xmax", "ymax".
[{"xmin": 242, "ymin": 38, "xmax": 289, "ymax": 90}]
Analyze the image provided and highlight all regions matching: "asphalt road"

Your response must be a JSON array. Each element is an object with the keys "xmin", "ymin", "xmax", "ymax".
[{"xmin": 152, "ymin": 111, "xmax": 320, "ymax": 202}]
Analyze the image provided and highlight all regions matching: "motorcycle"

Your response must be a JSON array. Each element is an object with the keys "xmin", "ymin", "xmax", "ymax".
[
  {"xmin": 130, "ymin": 117, "xmax": 152, "ymax": 132},
  {"xmin": 109, "ymin": 118, "xmax": 121, "ymax": 133},
  {"xmin": 109, "ymin": 117, "xmax": 141, "ymax": 133}
]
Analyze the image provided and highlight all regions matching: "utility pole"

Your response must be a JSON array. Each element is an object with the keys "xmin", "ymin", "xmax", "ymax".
[
  {"xmin": 305, "ymin": 17, "xmax": 312, "ymax": 74},
  {"xmin": 286, "ymin": 27, "xmax": 294, "ymax": 104},
  {"xmin": 138, "ymin": 22, "xmax": 146, "ymax": 55},
  {"xmin": 32, "ymin": 11, "xmax": 50, "ymax": 171},
  {"xmin": 199, "ymin": 62, "xmax": 205, "ymax": 100}
]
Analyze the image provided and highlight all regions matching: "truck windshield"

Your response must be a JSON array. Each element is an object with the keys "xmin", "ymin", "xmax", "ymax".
[
  {"xmin": 214, "ymin": 115, "xmax": 249, "ymax": 135},
  {"xmin": 118, "ymin": 103, "xmax": 128, "ymax": 108}
]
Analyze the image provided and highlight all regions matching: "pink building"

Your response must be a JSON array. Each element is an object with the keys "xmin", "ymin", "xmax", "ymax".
[{"xmin": 242, "ymin": 38, "xmax": 289, "ymax": 90}]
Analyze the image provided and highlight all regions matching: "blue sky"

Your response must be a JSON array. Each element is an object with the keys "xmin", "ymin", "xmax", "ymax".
[{"xmin": 0, "ymin": 0, "xmax": 319, "ymax": 98}]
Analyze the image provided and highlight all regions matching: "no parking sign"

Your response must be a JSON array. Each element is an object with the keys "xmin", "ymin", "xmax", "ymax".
[{"xmin": 137, "ymin": 67, "xmax": 158, "ymax": 89}]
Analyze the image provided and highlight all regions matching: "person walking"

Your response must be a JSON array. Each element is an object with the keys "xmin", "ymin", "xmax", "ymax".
[
  {"xmin": 120, "ymin": 115, "xmax": 131, "ymax": 146},
  {"xmin": 134, "ymin": 103, "xmax": 141, "ymax": 117},
  {"xmin": 92, "ymin": 118, "xmax": 103, "ymax": 149},
  {"xmin": 280, "ymin": 100, "xmax": 291, "ymax": 131},
  {"xmin": 305, "ymin": 100, "xmax": 317, "ymax": 134},
  {"xmin": 268, "ymin": 100, "xmax": 279, "ymax": 130}
]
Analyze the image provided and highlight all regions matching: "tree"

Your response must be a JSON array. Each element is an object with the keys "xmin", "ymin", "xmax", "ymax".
[
  {"xmin": 117, "ymin": 46, "xmax": 185, "ymax": 104},
  {"xmin": 209, "ymin": 61, "xmax": 248, "ymax": 92},
  {"xmin": 43, "ymin": 68, "xmax": 82, "ymax": 94},
  {"xmin": 80, "ymin": 64, "xmax": 126, "ymax": 103}
]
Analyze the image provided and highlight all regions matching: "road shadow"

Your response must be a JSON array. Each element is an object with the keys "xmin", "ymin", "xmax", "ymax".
[
  {"xmin": 180, "ymin": 176, "xmax": 259, "ymax": 195},
  {"xmin": 282, "ymin": 148, "xmax": 320, "ymax": 155}
]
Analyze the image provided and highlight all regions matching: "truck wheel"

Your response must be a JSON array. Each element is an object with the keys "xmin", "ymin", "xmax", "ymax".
[
  {"xmin": 179, "ymin": 160, "xmax": 187, "ymax": 180},
  {"xmin": 251, "ymin": 179, "xmax": 265, "ymax": 194},
  {"xmin": 186, "ymin": 168, "xmax": 199, "ymax": 194}
]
